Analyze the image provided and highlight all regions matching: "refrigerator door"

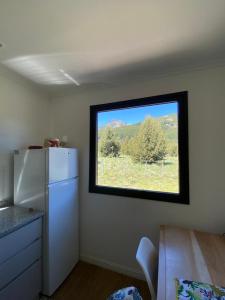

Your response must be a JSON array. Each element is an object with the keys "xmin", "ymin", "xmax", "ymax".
[
  {"xmin": 48, "ymin": 148, "xmax": 78, "ymax": 184},
  {"xmin": 14, "ymin": 149, "xmax": 46, "ymax": 211},
  {"xmin": 44, "ymin": 178, "xmax": 79, "ymax": 296}
]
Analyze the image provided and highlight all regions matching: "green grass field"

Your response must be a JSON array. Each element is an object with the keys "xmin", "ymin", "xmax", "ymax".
[{"xmin": 97, "ymin": 155, "xmax": 179, "ymax": 193}]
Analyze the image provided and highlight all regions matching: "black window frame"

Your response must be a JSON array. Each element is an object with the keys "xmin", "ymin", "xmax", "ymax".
[{"xmin": 89, "ymin": 91, "xmax": 189, "ymax": 204}]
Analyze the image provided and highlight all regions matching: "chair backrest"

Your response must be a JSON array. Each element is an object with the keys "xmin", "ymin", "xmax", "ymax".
[{"xmin": 136, "ymin": 237, "xmax": 158, "ymax": 300}]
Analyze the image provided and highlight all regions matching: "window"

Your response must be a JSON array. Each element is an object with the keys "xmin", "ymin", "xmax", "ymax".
[{"xmin": 89, "ymin": 91, "xmax": 189, "ymax": 204}]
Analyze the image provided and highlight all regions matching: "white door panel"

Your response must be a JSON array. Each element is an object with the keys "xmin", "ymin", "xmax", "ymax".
[
  {"xmin": 45, "ymin": 178, "xmax": 79, "ymax": 295},
  {"xmin": 68, "ymin": 148, "xmax": 78, "ymax": 179},
  {"xmin": 48, "ymin": 148, "xmax": 78, "ymax": 184}
]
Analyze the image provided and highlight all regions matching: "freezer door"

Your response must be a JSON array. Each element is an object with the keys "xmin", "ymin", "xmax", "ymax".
[
  {"xmin": 14, "ymin": 149, "xmax": 46, "ymax": 210},
  {"xmin": 48, "ymin": 148, "xmax": 78, "ymax": 184},
  {"xmin": 44, "ymin": 178, "xmax": 79, "ymax": 296}
]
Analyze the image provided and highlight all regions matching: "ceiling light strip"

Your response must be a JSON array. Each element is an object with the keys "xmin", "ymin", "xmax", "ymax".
[{"xmin": 59, "ymin": 69, "xmax": 80, "ymax": 86}]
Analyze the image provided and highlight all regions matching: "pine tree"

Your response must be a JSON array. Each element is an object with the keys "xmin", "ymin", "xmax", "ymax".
[
  {"xmin": 167, "ymin": 142, "xmax": 178, "ymax": 157},
  {"xmin": 99, "ymin": 127, "xmax": 121, "ymax": 157},
  {"xmin": 131, "ymin": 117, "xmax": 167, "ymax": 163},
  {"xmin": 121, "ymin": 137, "xmax": 131, "ymax": 155}
]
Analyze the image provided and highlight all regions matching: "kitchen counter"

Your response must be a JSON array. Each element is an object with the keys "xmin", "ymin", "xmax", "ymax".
[{"xmin": 0, "ymin": 206, "xmax": 44, "ymax": 238}]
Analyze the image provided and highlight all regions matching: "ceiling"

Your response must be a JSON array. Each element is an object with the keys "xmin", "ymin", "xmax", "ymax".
[{"xmin": 0, "ymin": 0, "xmax": 225, "ymax": 89}]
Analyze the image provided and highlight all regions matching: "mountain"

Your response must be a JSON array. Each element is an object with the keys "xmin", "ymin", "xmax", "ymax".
[
  {"xmin": 158, "ymin": 114, "xmax": 177, "ymax": 129},
  {"xmin": 158, "ymin": 114, "xmax": 178, "ymax": 141},
  {"xmin": 99, "ymin": 114, "xmax": 177, "ymax": 142},
  {"xmin": 106, "ymin": 120, "xmax": 126, "ymax": 128}
]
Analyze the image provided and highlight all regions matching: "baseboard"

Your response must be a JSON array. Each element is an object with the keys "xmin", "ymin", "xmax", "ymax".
[{"xmin": 80, "ymin": 254, "xmax": 144, "ymax": 280}]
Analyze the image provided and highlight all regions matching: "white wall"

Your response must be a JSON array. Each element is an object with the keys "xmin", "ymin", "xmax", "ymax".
[
  {"xmin": 0, "ymin": 65, "xmax": 50, "ymax": 206},
  {"xmin": 51, "ymin": 65, "xmax": 225, "ymax": 278}
]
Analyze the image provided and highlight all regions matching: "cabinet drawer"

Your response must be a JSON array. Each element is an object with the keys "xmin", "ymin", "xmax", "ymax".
[
  {"xmin": 0, "ymin": 260, "xmax": 41, "ymax": 300},
  {"xmin": 0, "ymin": 239, "xmax": 41, "ymax": 290},
  {"xmin": 0, "ymin": 218, "xmax": 42, "ymax": 265}
]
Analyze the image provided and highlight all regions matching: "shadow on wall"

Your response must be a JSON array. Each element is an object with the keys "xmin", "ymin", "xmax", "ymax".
[{"xmin": 0, "ymin": 152, "xmax": 14, "ymax": 207}]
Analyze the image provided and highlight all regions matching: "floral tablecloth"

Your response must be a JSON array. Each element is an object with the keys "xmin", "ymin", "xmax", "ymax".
[{"xmin": 176, "ymin": 279, "xmax": 225, "ymax": 300}]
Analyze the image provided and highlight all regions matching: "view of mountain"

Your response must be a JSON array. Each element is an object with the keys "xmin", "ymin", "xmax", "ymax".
[
  {"xmin": 99, "ymin": 113, "xmax": 177, "ymax": 142},
  {"xmin": 106, "ymin": 120, "xmax": 126, "ymax": 128}
]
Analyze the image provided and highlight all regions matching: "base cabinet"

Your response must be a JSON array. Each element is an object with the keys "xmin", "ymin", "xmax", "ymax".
[
  {"xmin": 0, "ymin": 261, "xmax": 41, "ymax": 300},
  {"xmin": 0, "ymin": 218, "xmax": 42, "ymax": 300}
]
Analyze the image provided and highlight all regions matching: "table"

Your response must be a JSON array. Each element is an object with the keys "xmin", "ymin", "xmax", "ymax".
[{"xmin": 157, "ymin": 225, "xmax": 225, "ymax": 300}]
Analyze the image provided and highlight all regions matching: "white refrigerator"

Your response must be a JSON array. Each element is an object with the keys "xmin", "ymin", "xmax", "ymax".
[{"xmin": 14, "ymin": 148, "xmax": 79, "ymax": 296}]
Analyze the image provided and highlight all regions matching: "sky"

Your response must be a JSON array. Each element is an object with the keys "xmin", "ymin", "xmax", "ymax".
[{"xmin": 98, "ymin": 102, "xmax": 178, "ymax": 128}]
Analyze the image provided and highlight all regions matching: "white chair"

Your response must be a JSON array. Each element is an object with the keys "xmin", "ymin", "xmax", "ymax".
[
  {"xmin": 136, "ymin": 237, "xmax": 158, "ymax": 300},
  {"xmin": 107, "ymin": 237, "xmax": 158, "ymax": 300}
]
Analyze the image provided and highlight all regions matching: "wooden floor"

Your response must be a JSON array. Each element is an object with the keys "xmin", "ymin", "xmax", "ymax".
[{"xmin": 51, "ymin": 261, "xmax": 150, "ymax": 300}]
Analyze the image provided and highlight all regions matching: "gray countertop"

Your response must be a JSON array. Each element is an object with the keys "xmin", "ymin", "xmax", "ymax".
[{"xmin": 0, "ymin": 206, "xmax": 44, "ymax": 238}]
